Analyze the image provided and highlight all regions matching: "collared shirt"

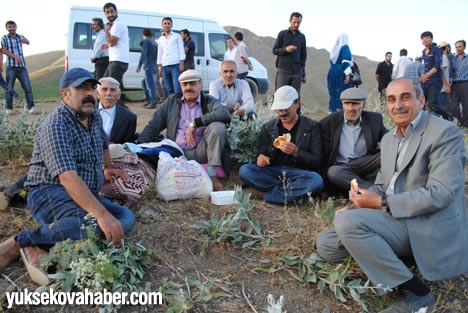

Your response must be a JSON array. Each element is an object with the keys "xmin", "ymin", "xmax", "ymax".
[
  {"xmin": 25, "ymin": 102, "xmax": 109, "ymax": 194},
  {"xmin": 184, "ymin": 38, "xmax": 195, "ymax": 66},
  {"xmin": 392, "ymin": 56, "xmax": 413, "ymax": 79},
  {"xmin": 208, "ymin": 78, "xmax": 254, "ymax": 113},
  {"xmin": 108, "ymin": 16, "xmax": 129, "ymax": 63},
  {"xmin": 1, "ymin": 33, "xmax": 26, "ymax": 67},
  {"xmin": 272, "ymin": 28, "xmax": 307, "ymax": 73},
  {"xmin": 224, "ymin": 47, "xmax": 237, "ymax": 61},
  {"xmin": 99, "ymin": 102, "xmax": 116, "ymax": 138},
  {"xmin": 386, "ymin": 111, "xmax": 423, "ymax": 196},
  {"xmin": 422, "ymin": 43, "xmax": 442, "ymax": 83},
  {"xmin": 452, "ymin": 53, "xmax": 468, "ymax": 81},
  {"xmin": 175, "ymin": 95, "xmax": 206, "ymax": 149},
  {"xmin": 92, "ymin": 29, "xmax": 109, "ymax": 59},
  {"xmin": 405, "ymin": 61, "xmax": 424, "ymax": 83},
  {"xmin": 157, "ymin": 31, "xmax": 186, "ymax": 66},
  {"xmin": 335, "ymin": 116, "xmax": 367, "ymax": 164}
]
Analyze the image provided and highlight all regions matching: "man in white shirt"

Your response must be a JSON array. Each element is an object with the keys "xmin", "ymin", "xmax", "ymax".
[
  {"xmin": 157, "ymin": 17, "xmax": 186, "ymax": 96},
  {"xmin": 209, "ymin": 60, "xmax": 254, "ymax": 119},
  {"xmin": 392, "ymin": 49, "xmax": 413, "ymax": 80},
  {"xmin": 103, "ymin": 3, "xmax": 129, "ymax": 92},
  {"xmin": 233, "ymin": 32, "xmax": 250, "ymax": 79},
  {"xmin": 224, "ymin": 38, "xmax": 236, "ymax": 61}
]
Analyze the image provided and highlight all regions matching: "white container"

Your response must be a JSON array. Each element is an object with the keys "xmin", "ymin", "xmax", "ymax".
[{"xmin": 210, "ymin": 191, "xmax": 236, "ymax": 205}]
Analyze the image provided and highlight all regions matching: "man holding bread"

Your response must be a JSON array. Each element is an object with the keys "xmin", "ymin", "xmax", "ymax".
[{"xmin": 238, "ymin": 85, "xmax": 323, "ymax": 203}]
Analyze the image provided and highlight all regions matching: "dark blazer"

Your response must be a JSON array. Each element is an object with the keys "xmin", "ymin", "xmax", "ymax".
[
  {"xmin": 109, "ymin": 103, "xmax": 137, "ymax": 144},
  {"xmin": 319, "ymin": 110, "xmax": 387, "ymax": 172}
]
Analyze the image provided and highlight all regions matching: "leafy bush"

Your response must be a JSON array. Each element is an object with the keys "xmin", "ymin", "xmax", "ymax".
[
  {"xmin": 227, "ymin": 103, "xmax": 275, "ymax": 164},
  {"xmin": 0, "ymin": 109, "xmax": 40, "ymax": 163}
]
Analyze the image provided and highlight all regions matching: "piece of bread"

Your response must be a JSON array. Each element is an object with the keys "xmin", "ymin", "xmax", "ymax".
[
  {"xmin": 273, "ymin": 133, "xmax": 291, "ymax": 148},
  {"xmin": 350, "ymin": 179, "xmax": 359, "ymax": 192}
]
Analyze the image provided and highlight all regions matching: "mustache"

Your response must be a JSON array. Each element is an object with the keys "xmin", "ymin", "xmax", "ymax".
[
  {"xmin": 393, "ymin": 108, "xmax": 408, "ymax": 114},
  {"xmin": 279, "ymin": 113, "xmax": 289, "ymax": 118},
  {"xmin": 82, "ymin": 96, "xmax": 96, "ymax": 105}
]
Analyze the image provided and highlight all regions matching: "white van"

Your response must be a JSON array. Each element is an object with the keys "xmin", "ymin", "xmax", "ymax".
[{"xmin": 65, "ymin": 6, "xmax": 269, "ymax": 96}]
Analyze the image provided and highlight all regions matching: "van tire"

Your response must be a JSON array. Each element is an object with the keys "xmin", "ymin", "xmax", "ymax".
[{"xmin": 246, "ymin": 78, "xmax": 258, "ymax": 98}]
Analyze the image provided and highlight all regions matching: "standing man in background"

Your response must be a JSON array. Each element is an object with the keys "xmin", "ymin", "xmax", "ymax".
[
  {"xmin": 233, "ymin": 32, "xmax": 250, "ymax": 80},
  {"xmin": 272, "ymin": 12, "xmax": 307, "ymax": 94},
  {"xmin": 103, "ymin": 2, "xmax": 129, "ymax": 94},
  {"xmin": 91, "ymin": 17, "xmax": 109, "ymax": 80},
  {"xmin": 392, "ymin": 49, "xmax": 412, "ymax": 80},
  {"xmin": 224, "ymin": 37, "xmax": 236, "ymax": 61},
  {"xmin": 1, "ymin": 20, "xmax": 35, "ymax": 114},
  {"xmin": 375, "ymin": 51, "xmax": 393, "ymax": 100},
  {"xmin": 181, "ymin": 29, "xmax": 195, "ymax": 71},
  {"xmin": 136, "ymin": 28, "xmax": 158, "ymax": 109},
  {"xmin": 157, "ymin": 17, "xmax": 185, "ymax": 96},
  {"xmin": 449, "ymin": 39, "xmax": 468, "ymax": 128}
]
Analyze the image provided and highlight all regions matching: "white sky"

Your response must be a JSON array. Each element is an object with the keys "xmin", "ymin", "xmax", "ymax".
[{"xmin": 1, "ymin": 0, "xmax": 466, "ymax": 62}]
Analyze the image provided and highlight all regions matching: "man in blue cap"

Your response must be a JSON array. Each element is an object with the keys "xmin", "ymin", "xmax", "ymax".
[{"xmin": 0, "ymin": 68, "xmax": 135, "ymax": 285}]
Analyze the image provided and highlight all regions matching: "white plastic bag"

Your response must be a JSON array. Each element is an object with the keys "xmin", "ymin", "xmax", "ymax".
[{"xmin": 156, "ymin": 152, "xmax": 213, "ymax": 201}]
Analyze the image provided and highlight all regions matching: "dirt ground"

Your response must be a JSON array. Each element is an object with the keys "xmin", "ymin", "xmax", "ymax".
[{"xmin": 1, "ymin": 101, "xmax": 467, "ymax": 312}]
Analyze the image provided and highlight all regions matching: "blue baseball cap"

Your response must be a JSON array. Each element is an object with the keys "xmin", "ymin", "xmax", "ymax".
[{"xmin": 60, "ymin": 68, "xmax": 100, "ymax": 89}]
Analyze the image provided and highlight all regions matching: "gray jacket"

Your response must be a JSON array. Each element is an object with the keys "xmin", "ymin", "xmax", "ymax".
[{"xmin": 371, "ymin": 111, "xmax": 468, "ymax": 281}]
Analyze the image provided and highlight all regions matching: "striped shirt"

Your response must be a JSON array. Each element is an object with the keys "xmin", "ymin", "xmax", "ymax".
[
  {"xmin": 25, "ymin": 102, "xmax": 109, "ymax": 194},
  {"xmin": 1, "ymin": 34, "xmax": 26, "ymax": 67},
  {"xmin": 452, "ymin": 53, "xmax": 468, "ymax": 81}
]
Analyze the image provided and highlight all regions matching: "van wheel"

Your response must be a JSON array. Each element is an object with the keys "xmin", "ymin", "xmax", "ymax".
[{"xmin": 246, "ymin": 78, "xmax": 258, "ymax": 98}]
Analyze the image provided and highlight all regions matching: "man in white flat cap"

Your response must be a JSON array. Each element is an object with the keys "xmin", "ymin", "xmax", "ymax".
[
  {"xmin": 238, "ymin": 85, "xmax": 323, "ymax": 204},
  {"xmin": 138, "ymin": 69, "xmax": 231, "ymax": 191}
]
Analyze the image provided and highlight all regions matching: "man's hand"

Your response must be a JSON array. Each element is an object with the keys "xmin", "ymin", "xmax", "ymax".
[
  {"xmin": 349, "ymin": 189, "xmax": 380, "ymax": 209},
  {"xmin": 278, "ymin": 141, "xmax": 299, "ymax": 157},
  {"xmin": 186, "ymin": 125, "xmax": 196, "ymax": 147},
  {"xmin": 14, "ymin": 56, "xmax": 22, "ymax": 65},
  {"xmin": 335, "ymin": 204, "xmax": 356, "ymax": 216},
  {"xmin": 256, "ymin": 154, "xmax": 270, "ymax": 167},
  {"xmin": 285, "ymin": 45, "xmax": 297, "ymax": 53},
  {"xmin": 344, "ymin": 75, "xmax": 350, "ymax": 85},
  {"xmin": 136, "ymin": 68, "xmax": 141, "ymax": 73},
  {"xmin": 104, "ymin": 167, "xmax": 129, "ymax": 182},
  {"xmin": 95, "ymin": 211, "xmax": 124, "ymax": 246}
]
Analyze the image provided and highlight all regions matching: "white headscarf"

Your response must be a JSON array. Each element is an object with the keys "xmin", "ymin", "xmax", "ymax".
[{"xmin": 330, "ymin": 33, "xmax": 350, "ymax": 64}]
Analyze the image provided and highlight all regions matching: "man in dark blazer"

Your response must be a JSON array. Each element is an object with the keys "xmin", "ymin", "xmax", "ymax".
[
  {"xmin": 317, "ymin": 78, "xmax": 468, "ymax": 312},
  {"xmin": 98, "ymin": 77, "xmax": 137, "ymax": 144},
  {"xmin": 319, "ymin": 88, "xmax": 387, "ymax": 194}
]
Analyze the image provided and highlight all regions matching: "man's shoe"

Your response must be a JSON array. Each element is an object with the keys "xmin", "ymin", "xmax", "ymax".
[
  {"xmin": 21, "ymin": 247, "xmax": 50, "ymax": 285},
  {"xmin": 210, "ymin": 176, "xmax": 223, "ymax": 191},
  {"xmin": 380, "ymin": 290, "xmax": 435, "ymax": 313},
  {"xmin": 5, "ymin": 109, "xmax": 13, "ymax": 115},
  {"xmin": 0, "ymin": 237, "xmax": 21, "ymax": 270},
  {"xmin": 245, "ymin": 187, "xmax": 264, "ymax": 200},
  {"xmin": 145, "ymin": 104, "xmax": 157, "ymax": 109},
  {"xmin": 28, "ymin": 107, "xmax": 36, "ymax": 114}
]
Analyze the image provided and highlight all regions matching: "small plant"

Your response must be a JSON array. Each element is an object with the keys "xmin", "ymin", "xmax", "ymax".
[
  {"xmin": 194, "ymin": 186, "xmax": 264, "ymax": 248},
  {"xmin": 159, "ymin": 276, "xmax": 229, "ymax": 312},
  {"xmin": 0, "ymin": 109, "xmax": 40, "ymax": 163},
  {"xmin": 41, "ymin": 214, "xmax": 153, "ymax": 312},
  {"xmin": 227, "ymin": 103, "xmax": 274, "ymax": 164}
]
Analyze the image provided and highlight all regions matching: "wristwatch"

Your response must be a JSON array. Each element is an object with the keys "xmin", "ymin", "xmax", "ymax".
[
  {"xmin": 381, "ymin": 194, "xmax": 389, "ymax": 213},
  {"xmin": 189, "ymin": 121, "xmax": 196, "ymax": 128}
]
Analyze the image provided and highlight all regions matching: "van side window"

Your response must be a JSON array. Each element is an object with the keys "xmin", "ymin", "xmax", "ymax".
[
  {"xmin": 73, "ymin": 22, "xmax": 94, "ymax": 49},
  {"xmin": 209, "ymin": 33, "xmax": 228, "ymax": 61}
]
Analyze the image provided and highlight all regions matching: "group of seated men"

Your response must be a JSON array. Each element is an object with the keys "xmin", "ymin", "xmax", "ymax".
[{"xmin": 0, "ymin": 66, "xmax": 467, "ymax": 313}]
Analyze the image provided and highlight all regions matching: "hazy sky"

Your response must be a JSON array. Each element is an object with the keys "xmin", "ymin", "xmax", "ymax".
[{"xmin": 1, "ymin": 0, "xmax": 466, "ymax": 62}]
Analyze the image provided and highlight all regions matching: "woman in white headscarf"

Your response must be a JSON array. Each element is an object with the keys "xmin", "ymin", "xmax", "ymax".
[{"xmin": 327, "ymin": 33, "xmax": 353, "ymax": 112}]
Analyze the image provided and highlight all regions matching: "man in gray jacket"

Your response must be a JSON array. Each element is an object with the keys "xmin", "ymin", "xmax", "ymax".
[
  {"xmin": 316, "ymin": 78, "xmax": 468, "ymax": 312},
  {"xmin": 138, "ymin": 70, "xmax": 231, "ymax": 191}
]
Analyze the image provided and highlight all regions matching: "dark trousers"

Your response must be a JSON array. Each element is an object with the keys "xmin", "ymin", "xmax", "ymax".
[
  {"xmin": 94, "ymin": 56, "xmax": 109, "ymax": 80},
  {"xmin": 422, "ymin": 81, "xmax": 452, "ymax": 121},
  {"xmin": 275, "ymin": 68, "xmax": 302, "ymax": 93},
  {"xmin": 449, "ymin": 81, "xmax": 468, "ymax": 127},
  {"xmin": 104, "ymin": 61, "xmax": 129, "ymax": 91}
]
